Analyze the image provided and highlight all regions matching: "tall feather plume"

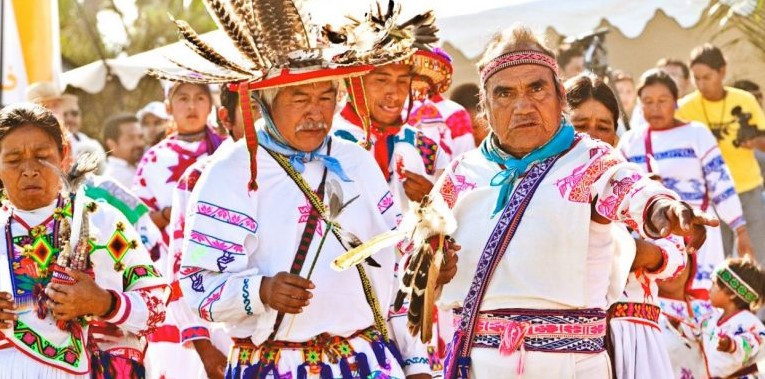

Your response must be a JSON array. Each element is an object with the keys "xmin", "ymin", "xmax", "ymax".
[
  {"xmin": 230, "ymin": 0, "xmax": 272, "ymax": 68},
  {"xmin": 66, "ymin": 152, "xmax": 101, "ymax": 193},
  {"xmin": 171, "ymin": 16, "xmax": 252, "ymax": 75},
  {"xmin": 250, "ymin": 0, "xmax": 311, "ymax": 66},
  {"xmin": 393, "ymin": 195, "xmax": 457, "ymax": 343},
  {"xmin": 203, "ymin": 0, "xmax": 266, "ymax": 68},
  {"xmin": 164, "ymin": 56, "xmax": 250, "ymax": 82}
]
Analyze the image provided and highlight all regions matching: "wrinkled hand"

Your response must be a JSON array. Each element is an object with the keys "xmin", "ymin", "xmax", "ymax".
[
  {"xmin": 403, "ymin": 171, "xmax": 434, "ymax": 203},
  {"xmin": 259, "ymin": 272, "xmax": 314, "ymax": 314},
  {"xmin": 193, "ymin": 339, "xmax": 227, "ymax": 379},
  {"xmin": 648, "ymin": 199, "xmax": 720, "ymax": 254},
  {"xmin": 717, "ymin": 334, "xmax": 733, "ymax": 352},
  {"xmin": 736, "ymin": 227, "xmax": 755, "ymax": 260},
  {"xmin": 437, "ymin": 240, "xmax": 461, "ymax": 286},
  {"xmin": 90, "ymin": 321, "xmax": 125, "ymax": 344},
  {"xmin": 0, "ymin": 292, "xmax": 17, "ymax": 330},
  {"xmin": 45, "ymin": 269, "xmax": 112, "ymax": 321}
]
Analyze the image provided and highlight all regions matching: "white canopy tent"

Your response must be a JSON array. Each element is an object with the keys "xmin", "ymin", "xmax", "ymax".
[{"xmin": 62, "ymin": 0, "xmax": 711, "ymax": 94}]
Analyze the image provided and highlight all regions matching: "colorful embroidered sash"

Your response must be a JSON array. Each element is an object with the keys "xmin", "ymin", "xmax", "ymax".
[
  {"xmin": 453, "ymin": 308, "xmax": 607, "ymax": 353},
  {"xmin": 444, "ymin": 153, "xmax": 565, "ymax": 379},
  {"xmin": 609, "ymin": 302, "xmax": 661, "ymax": 327},
  {"xmin": 263, "ymin": 141, "xmax": 390, "ymax": 344},
  {"xmin": 227, "ymin": 326, "xmax": 399, "ymax": 379}
]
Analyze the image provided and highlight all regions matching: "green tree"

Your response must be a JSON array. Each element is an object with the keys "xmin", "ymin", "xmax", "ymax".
[
  {"xmin": 705, "ymin": 0, "xmax": 765, "ymax": 59},
  {"xmin": 59, "ymin": 0, "xmax": 217, "ymax": 138}
]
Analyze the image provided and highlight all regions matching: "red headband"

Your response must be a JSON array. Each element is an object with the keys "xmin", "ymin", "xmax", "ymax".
[{"xmin": 480, "ymin": 50, "xmax": 559, "ymax": 86}]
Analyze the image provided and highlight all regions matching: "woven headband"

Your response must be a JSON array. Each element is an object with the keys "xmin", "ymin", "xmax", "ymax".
[
  {"xmin": 717, "ymin": 267, "xmax": 760, "ymax": 304},
  {"xmin": 480, "ymin": 50, "xmax": 558, "ymax": 86}
]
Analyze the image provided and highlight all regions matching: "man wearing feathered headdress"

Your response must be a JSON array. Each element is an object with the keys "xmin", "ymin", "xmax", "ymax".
[
  {"xmin": 428, "ymin": 25, "xmax": 721, "ymax": 378},
  {"xmin": 330, "ymin": 7, "xmax": 455, "ymax": 214},
  {"xmin": 151, "ymin": 1, "xmax": 436, "ymax": 378}
]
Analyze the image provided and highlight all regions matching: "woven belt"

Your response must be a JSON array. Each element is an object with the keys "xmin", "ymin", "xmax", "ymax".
[
  {"xmin": 453, "ymin": 308, "xmax": 607, "ymax": 354},
  {"xmin": 146, "ymin": 325, "xmax": 181, "ymax": 343},
  {"xmin": 608, "ymin": 302, "xmax": 661, "ymax": 328},
  {"xmin": 229, "ymin": 326, "xmax": 401, "ymax": 379}
]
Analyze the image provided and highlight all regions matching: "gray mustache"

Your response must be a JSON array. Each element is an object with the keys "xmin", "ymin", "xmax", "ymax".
[{"xmin": 296, "ymin": 122, "xmax": 328, "ymax": 132}]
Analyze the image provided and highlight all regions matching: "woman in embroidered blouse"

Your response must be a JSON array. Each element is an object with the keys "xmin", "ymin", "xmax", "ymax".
[
  {"xmin": 617, "ymin": 69, "xmax": 752, "ymax": 291},
  {"xmin": 0, "ymin": 103, "xmax": 167, "ymax": 379},
  {"xmin": 566, "ymin": 74, "xmax": 688, "ymax": 379}
]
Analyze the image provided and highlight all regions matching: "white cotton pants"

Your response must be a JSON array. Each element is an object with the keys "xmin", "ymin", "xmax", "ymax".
[
  {"xmin": 144, "ymin": 341, "xmax": 206, "ymax": 379},
  {"xmin": 0, "ymin": 348, "xmax": 88, "ymax": 379},
  {"xmin": 610, "ymin": 319, "xmax": 674, "ymax": 379},
  {"xmin": 469, "ymin": 349, "xmax": 612, "ymax": 379}
]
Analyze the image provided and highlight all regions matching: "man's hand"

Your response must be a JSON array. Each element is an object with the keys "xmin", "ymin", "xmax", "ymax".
[
  {"xmin": 437, "ymin": 240, "xmax": 461, "ymax": 286},
  {"xmin": 45, "ymin": 269, "xmax": 112, "ymax": 321},
  {"xmin": 0, "ymin": 292, "xmax": 17, "ymax": 329},
  {"xmin": 407, "ymin": 374, "xmax": 432, "ymax": 379},
  {"xmin": 402, "ymin": 171, "xmax": 434, "ymax": 203},
  {"xmin": 736, "ymin": 226, "xmax": 755, "ymax": 260},
  {"xmin": 193, "ymin": 339, "xmax": 227, "ymax": 379},
  {"xmin": 647, "ymin": 199, "xmax": 720, "ymax": 254},
  {"xmin": 259, "ymin": 272, "xmax": 314, "ymax": 314}
]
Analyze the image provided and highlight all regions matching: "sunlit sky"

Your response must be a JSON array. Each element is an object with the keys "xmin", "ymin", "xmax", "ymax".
[{"xmin": 96, "ymin": 0, "xmax": 528, "ymax": 51}]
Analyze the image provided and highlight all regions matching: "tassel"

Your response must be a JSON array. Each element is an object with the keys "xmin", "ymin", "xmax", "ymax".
[
  {"xmin": 320, "ymin": 363, "xmax": 333, "ymax": 379},
  {"xmin": 225, "ymin": 363, "xmax": 234, "ymax": 379},
  {"xmin": 371, "ymin": 340, "xmax": 388, "ymax": 369},
  {"xmin": 498, "ymin": 321, "xmax": 529, "ymax": 357},
  {"xmin": 297, "ymin": 364, "xmax": 307, "ymax": 379},
  {"xmin": 100, "ymin": 353, "xmax": 114, "ymax": 379},
  {"xmin": 238, "ymin": 81, "xmax": 258, "ymax": 191},
  {"xmin": 456, "ymin": 357, "xmax": 472, "ymax": 379},
  {"xmin": 242, "ymin": 362, "xmax": 260, "ymax": 379},
  {"xmin": 233, "ymin": 364, "xmax": 242, "ymax": 379},
  {"xmin": 339, "ymin": 358, "xmax": 353, "ymax": 379},
  {"xmin": 356, "ymin": 352, "xmax": 372, "ymax": 379}
]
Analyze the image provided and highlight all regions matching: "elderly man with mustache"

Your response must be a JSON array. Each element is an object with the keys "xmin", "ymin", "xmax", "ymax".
[{"xmin": 432, "ymin": 25, "xmax": 721, "ymax": 379}]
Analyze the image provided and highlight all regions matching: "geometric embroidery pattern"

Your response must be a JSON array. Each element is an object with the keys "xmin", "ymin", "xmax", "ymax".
[
  {"xmin": 122, "ymin": 265, "xmax": 161, "ymax": 290},
  {"xmin": 14, "ymin": 319, "xmax": 84, "ymax": 368}
]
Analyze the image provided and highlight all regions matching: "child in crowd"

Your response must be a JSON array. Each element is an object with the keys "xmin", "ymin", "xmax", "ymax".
[
  {"xmin": 701, "ymin": 258, "xmax": 765, "ymax": 378},
  {"xmin": 658, "ymin": 253, "xmax": 714, "ymax": 379}
]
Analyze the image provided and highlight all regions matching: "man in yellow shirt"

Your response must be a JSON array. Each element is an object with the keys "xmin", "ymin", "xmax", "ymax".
[{"xmin": 677, "ymin": 43, "xmax": 765, "ymax": 264}]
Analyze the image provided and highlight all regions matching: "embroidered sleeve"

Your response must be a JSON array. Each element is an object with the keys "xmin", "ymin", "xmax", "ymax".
[
  {"xmin": 587, "ymin": 145, "xmax": 679, "ymax": 237},
  {"xmin": 179, "ymin": 166, "xmax": 269, "ymax": 323},
  {"xmin": 697, "ymin": 129, "xmax": 745, "ymax": 229},
  {"xmin": 168, "ymin": 168, "xmax": 211, "ymax": 342},
  {"xmin": 726, "ymin": 327, "xmax": 764, "ymax": 366},
  {"xmin": 644, "ymin": 235, "xmax": 686, "ymax": 281},
  {"xmin": 92, "ymin": 202, "xmax": 169, "ymax": 336}
]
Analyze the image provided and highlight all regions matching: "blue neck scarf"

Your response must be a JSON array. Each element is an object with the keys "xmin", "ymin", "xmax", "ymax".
[
  {"xmin": 256, "ymin": 107, "xmax": 352, "ymax": 182},
  {"xmin": 480, "ymin": 119, "xmax": 575, "ymax": 217}
]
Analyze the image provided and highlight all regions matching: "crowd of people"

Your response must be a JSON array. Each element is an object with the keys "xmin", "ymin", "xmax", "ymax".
[{"xmin": 1, "ymin": 1, "xmax": 765, "ymax": 378}]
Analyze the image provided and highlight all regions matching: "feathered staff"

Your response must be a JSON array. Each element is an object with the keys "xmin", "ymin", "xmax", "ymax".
[{"xmin": 332, "ymin": 194, "xmax": 457, "ymax": 342}]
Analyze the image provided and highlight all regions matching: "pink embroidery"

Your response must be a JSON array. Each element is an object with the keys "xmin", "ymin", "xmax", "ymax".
[
  {"xmin": 597, "ymin": 174, "xmax": 641, "ymax": 219},
  {"xmin": 377, "ymin": 192, "xmax": 394, "ymax": 214},
  {"xmin": 441, "ymin": 174, "xmax": 476, "ymax": 209},
  {"xmin": 446, "ymin": 110, "xmax": 474, "ymax": 139},
  {"xmin": 297, "ymin": 198, "xmax": 323, "ymax": 236},
  {"xmin": 190, "ymin": 231, "xmax": 244, "ymax": 254},
  {"xmin": 199, "ymin": 283, "xmax": 225, "ymax": 321},
  {"xmin": 196, "ymin": 202, "xmax": 258, "ymax": 233},
  {"xmin": 560, "ymin": 147, "xmax": 621, "ymax": 203}
]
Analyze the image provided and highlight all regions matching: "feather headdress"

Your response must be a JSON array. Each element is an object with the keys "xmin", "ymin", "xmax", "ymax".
[{"xmin": 149, "ymin": 0, "xmax": 424, "ymax": 190}]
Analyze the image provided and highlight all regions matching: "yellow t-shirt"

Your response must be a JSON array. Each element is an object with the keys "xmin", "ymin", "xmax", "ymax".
[{"xmin": 676, "ymin": 87, "xmax": 765, "ymax": 193}]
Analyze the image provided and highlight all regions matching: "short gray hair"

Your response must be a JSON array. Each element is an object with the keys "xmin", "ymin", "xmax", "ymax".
[{"xmin": 255, "ymin": 80, "xmax": 340, "ymax": 110}]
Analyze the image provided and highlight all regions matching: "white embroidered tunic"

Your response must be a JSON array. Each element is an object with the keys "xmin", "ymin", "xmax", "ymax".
[
  {"xmin": 0, "ymin": 195, "xmax": 167, "ymax": 376},
  {"xmin": 179, "ymin": 138, "xmax": 430, "ymax": 376},
  {"xmin": 618, "ymin": 122, "xmax": 745, "ymax": 289}
]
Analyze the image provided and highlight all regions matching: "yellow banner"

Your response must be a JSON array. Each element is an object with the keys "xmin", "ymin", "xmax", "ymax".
[{"xmin": 12, "ymin": 0, "xmax": 56, "ymax": 83}]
